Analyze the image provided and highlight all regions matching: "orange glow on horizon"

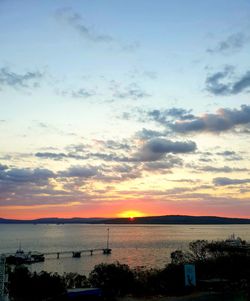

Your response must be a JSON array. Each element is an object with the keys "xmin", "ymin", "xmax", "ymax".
[{"xmin": 118, "ymin": 210, "xmax": 146, "ymax": 219}]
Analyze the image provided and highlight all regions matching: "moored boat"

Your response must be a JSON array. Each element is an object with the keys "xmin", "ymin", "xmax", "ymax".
[{"xmin": 6, "ymin": 248, "xmax": 45, "ymax": 265}]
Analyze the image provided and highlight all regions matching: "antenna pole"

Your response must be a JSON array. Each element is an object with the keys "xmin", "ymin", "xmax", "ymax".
[{"xmin": 107, "ymin": 228, "xmax": 110, "ymax": 249}]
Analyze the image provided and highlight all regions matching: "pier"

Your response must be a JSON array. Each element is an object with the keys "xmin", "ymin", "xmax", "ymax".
[
  {"xmin": 1, "ymin": 247, "xmax": 112, "ymax": 265},
  {"xmin": 2, "ymin": 228, "xmax": 112, "ymax": 263},
  {"xmin": 44, "ymin": 248, "xmax": 112, "ymax": 259}
]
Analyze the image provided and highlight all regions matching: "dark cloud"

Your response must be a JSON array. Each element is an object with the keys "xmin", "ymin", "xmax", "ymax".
[
  {"xmin": 216, "ymin": 151, "xmax": 243, "ymax": 161},
  {"xmin": 199, "ymin": 166, "xmax": 248, "ymax": 173},
  {"xmin": 205, "ymin": 66, "xmax": 234, "ymax": 95},
  {"xmin": 199, "ymin": 157, "xmax": 213, "ymax": 163},
  {"xmin": 213, "ymin": 177, "xmax": 250, "ymax": 186},
  {"xmin": 0, "ymin": 164, "xmax": 8, "ymax": 171},
  {"xmin": 217, "ymin": 151, "xmax": 237, "ymax": 156},
  {"xmin": 143, "ymin": 156, "xmax": 183, "ymax": 171},
  {"xmin": 232, "ymin": 71, "xmax": 250, "ymax": 94},
  {"xmin": 35, "ymin": 152, "xmax": 87, "ymax": 160},
  {"xmin": 61, "ymin": 138, "xmax": 196, "ymax": 164},
  {"xmin": 0, "ymin": 67, "xmax": 43, "ymax": 89},
  {"xmin": 147, "ymin": 108, "xmax": 194, "ymax": 128},
  {"xmin": 113, "ymin": 164, "xmax": 134, "ymax": 173},
  {"xmin": 59, "ymin": 165, "xmax": 99, "ymax": 178},
  {"xmin": 135, "ymin": 128, "xmax": 165, "ymax": 140},
  {"xmin": 207, "ymin": 32, "xmax": 250, "ymax": 54},
  {"xmin": 169, "ymin": 105, "xmax": 250, "ymax": 134},
  {"xmin": 90, "ymin": 152, "xmax": 133, "ymax": 163},
  {"xmin": 206, "ymin": 67, "xmax": 250, "ymax": 95},
  {"xmin": 56, "ymin": 8, "xmax": 113, "ymax": 43},
  {"xmin": 0, "ymin": 167, "xmax": 54, "ymax": 184},
  {"xmin": 135, "ymin": 138, "xmax": 196, "ymax": 162},
  {"xmin": 170, "ymin": 178, "xmax": 201, "ymax": 183}
]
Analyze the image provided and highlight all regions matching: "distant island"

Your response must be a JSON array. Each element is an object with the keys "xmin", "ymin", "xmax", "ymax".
[{"xmin": 1, "ymin": 215, "xmax": 250, "ymax": 224}]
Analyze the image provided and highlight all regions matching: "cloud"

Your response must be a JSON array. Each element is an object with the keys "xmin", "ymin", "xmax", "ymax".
[
  {"xmin": 206, "ymin": 66, "xmax": 250, "ymax": 95},
  {"xmin": 213, "ymin": 177, "xmax": 250, "ymax": 186},
  {"xmin": 135, "ymin": 128, "xmax": 165, "ymax": 140},
  {"xmin": 95, "ymin": 139, "xmax": 131, "ymax": 151},
  {"xmin": 113, "ymin": 164, "xmax": 134, "ymax": 173},
  {"xmin": 35, "ymin": 152, "xmax": 87, "ymax": 160},
  {"xmin": 113, "ymin": 83, "xmax": 150, "ymax": 101},
  {"xmin": 207, "ymin": 32, "xmax": 250, "ymax": 54},
  {"xmin": 60, "ymin": 88, "xmax": 95, "ymax": 99},
  {"xmin": 169, "ymin": 105, "xmax": 250, "ymax": 134},
  {"xmin": 135, "ymin": 138, "xmax": 196, "ymax": 162},
  {"xmin": 0, "ymin": 164, "xmax": 8, "ymax": 171},
  {"xmin": 0, "ymin": 167, "xmax": 54, "ymax": 184},
  {"xmin": 56, "ymin": 8, "xmax": 113, "ymax": 44},
  {"xmin": 143, "ymin": 156, "xmax": 183, "ymax": 171},
  {"xmin": 199, "ymin": 166, "xmax": 248, "ymax": 173},
  {"xmin": 216, "ymin": 150, "xmax": 243, "ymax": 161},
  {"xmin": 148, "ymin": 107, "xmax": 194, "ymax": 125},
  {"xmin": 59, "ymin": 165, "xmax": 99, "ymax": 178},
  {"xmin": 0, "ymin": 67, "xmax": 43, "ymax": 89}
]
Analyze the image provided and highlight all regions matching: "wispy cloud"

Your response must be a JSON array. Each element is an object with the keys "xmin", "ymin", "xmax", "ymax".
[
  {"xmin": 0, "ymin": 67, "xmax": 43, "ymax": 89},
  {"xmin": 60, "ymin": 88, "xmax": 95, "ymax": 99},
  {"xmin": 35, "ymin": 152, "xmax": 87, "ymax": 160},
  {"xmin": 207, "ymin": 32, "xmax": 250, "ymax": 54},
  {"xmin": 213, "ymin": 177, "xmax": 250, "ymax": 186},
  {"xmin": 206, "ymin": 66, "xmax": 250, "ymax": 95},
  {"xmin": 55, "ymin": 7, "xmax": 113, "ymax": 44},
  {"xmin": 112, "ymin": 82, "xmax": 150, "ymax": 101},
  {"xmin": 216, "ymin": 150, "xmax": 243, "ymax": 161},
  {"xmin": 198, "ymin": 165, "xmax": 248, "ymax": 173}
]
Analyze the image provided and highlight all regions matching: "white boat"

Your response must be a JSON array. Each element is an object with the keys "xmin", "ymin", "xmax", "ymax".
[{"xmin": 6, "ymin": 247, "xmax": 44, "ymax": 264}]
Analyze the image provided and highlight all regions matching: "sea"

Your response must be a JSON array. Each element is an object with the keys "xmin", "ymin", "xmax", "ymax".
[{"xmin": 1, "ymin": 224, "xmax": 250, "ymax": 275}]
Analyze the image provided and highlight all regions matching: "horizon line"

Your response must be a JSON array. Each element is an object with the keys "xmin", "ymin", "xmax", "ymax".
[{"xmin": 1, "ymin": 214, "xmax": 250, "ymax": 221}]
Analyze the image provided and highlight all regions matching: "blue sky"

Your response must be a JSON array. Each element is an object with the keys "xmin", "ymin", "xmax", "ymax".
[{"xmin": 1, "ymin": 0, "xmax": 250, "ymax": 219}]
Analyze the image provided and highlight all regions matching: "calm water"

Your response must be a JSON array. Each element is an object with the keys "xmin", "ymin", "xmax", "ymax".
[{"xmin": 1, "ymin": 224, "xmax": 250, "ymax": 275}]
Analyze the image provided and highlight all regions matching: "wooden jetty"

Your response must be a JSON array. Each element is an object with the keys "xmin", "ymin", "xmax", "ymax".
[
  {"xmin": 2, "ymin": 228, "xmax": 112, "ymax": 262},
  {"xmin": 44, "ymin": 248, "xmax": 112, "ymax": 259}
]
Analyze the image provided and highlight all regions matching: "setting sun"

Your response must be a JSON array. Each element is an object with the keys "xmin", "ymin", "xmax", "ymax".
[{"xmin": 118, "ymin": 210, "xmax": 146, "ymax": 219}]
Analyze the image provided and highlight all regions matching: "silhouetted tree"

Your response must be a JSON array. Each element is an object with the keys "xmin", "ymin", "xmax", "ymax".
[
  {"xmin": 9, "ymin": 266, "xmax": 66, "ymax": 301},
  {"xmin": 89, "ymin": 262, "xmax": 134, "ymax": 298},
  {"xmin": 189, "ymin": 240, "xmax": 209, "ymax": 261},
  {"xmin": 171, "ymin": 250, "xmax": 192, "ymax": 265},
  {"xmin": 63, "ymin": 272, "xmax": 90, "ymax": 288}
]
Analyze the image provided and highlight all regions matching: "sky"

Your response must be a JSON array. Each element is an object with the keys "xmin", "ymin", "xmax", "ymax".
[{"xmin": 1, "ymin": 0, "xmax": 250, "ymax": 219}]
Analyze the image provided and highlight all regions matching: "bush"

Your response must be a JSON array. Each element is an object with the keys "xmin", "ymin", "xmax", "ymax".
[
  {"xmin": 9, "ymin": 266, "xmax": 66, "ymax": 301},
  {"xmin": 89, "ymin": 262, "xmax": 134, "ymax": 298}
]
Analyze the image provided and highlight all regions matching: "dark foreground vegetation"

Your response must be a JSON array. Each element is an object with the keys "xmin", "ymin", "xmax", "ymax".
[{"xmin": 6, "ymin": 238, "xmax": 250, "ymax": 300}]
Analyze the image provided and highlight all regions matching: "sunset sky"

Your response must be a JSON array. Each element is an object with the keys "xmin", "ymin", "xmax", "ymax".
[{"xmin": 1, "ymin": 0, "xmax": 250, "ymax": 219}]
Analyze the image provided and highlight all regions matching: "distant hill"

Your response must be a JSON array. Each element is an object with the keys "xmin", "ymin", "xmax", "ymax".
[
  {"xmin": 103, "ymin": 215, "xmax": 250, "ymax": 224},
  {"xmin": 1, "ymin": 215, "xmax": 250, "ymax": 224},
  {"xmin": 0, "ymin": 217, "xmax": 107, "ymax": 224}
]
